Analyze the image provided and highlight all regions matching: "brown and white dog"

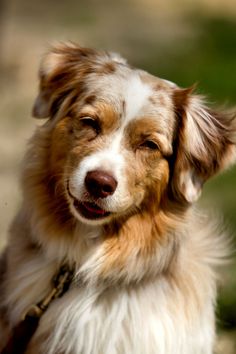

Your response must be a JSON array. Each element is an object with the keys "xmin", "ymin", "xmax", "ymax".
[{"xmin": 0, "ymin": 43, "xmax": 236, "ymax": 354}]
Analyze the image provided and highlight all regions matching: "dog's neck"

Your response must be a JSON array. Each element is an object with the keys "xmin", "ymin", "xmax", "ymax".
[{"xmin": 26, "ymin": 207, "xmax": 184, "ymax": 289}]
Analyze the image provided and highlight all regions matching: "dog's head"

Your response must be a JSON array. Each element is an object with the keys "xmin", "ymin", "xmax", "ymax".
[{"xmin": 32, "ymin": 43, "xmax": 236, "ymax": 228}]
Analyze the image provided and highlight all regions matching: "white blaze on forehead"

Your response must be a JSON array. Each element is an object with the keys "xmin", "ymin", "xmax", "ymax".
[
  {"xmin": 123, "ymin": 75, "xmax": 152, "ymax": 121},
  {"xmin": 86, "ymin": 69, "xmax": 153, "ymax": 123}
]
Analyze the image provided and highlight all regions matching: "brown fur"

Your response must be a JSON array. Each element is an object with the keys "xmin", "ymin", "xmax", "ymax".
[{"xmin": 0, "ymin": 43, "xmax": 235, "ymax": 354}]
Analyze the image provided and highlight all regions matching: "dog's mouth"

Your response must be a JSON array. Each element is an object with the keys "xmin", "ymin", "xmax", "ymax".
[
  {"xmin": 73, "ymin": 199, "xmax": 111, "ymax": 220},
  {"xmin": 67, "ymin": 182, "xmax": 111, "ymax": 220}
]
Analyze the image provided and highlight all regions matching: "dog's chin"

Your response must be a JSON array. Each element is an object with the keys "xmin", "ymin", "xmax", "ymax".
[{"xmin": 69, "ymin": 198, "xmax": 113, "ymax": 226}]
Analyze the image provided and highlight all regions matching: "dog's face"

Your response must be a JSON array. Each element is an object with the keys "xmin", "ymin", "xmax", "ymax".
[
  {"xmin": 32, "ymin": 44, "xmax": 236, "ymax": 227},
  {"xmin": 64, "ymin": 70, "xmax": 176, "ymax": 226}
]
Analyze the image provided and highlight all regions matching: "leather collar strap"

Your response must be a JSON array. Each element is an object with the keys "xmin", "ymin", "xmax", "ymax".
[{"xmin": 1, "ymin": 263, "xmax": 75, "ymax": 354}]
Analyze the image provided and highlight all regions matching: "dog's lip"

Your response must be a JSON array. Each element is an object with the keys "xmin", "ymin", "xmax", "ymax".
[
  {"xmin": 66, "ymin": 181, "xmax": 111, "ymax": 220},
  {"xmin": 73, "ymin": 199, "xmax": 111, "ymax": 219}
]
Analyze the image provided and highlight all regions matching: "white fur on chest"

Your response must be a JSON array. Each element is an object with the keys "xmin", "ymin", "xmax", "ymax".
[
  {"xmin": 31, "ymin": 276, "xmax": 214, "ymax": 354},
  {"xmin": 5, "ymin": 221, "xmax": 217, "ymax": 354}
]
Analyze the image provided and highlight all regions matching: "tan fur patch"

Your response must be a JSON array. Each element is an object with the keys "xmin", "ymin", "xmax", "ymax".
[
  {"xmin": 125, "ymin": 117, "xmax": 172, "ymax": 156},
  {"xmin": 93, "ymin": 102, "xmax": 121, "ymax": 133}
]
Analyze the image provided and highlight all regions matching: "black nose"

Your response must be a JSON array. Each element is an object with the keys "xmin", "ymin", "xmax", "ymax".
[{"xmin": 85, "ymin": 170, "xmax": 118, "ymax": 199}]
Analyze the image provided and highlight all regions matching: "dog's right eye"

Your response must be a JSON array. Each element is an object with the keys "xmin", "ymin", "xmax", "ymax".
[{"xmin": 80, "ymin": 116, "xmax": 101, "ymax": 135}]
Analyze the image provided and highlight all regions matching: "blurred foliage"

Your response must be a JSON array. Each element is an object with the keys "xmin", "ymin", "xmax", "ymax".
[{"xmin": 138, "ymin": 16, "xmax": 236, "ymax": 101}]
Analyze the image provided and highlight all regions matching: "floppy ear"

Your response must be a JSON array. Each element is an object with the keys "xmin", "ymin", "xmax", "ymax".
[
  {"xmin": 32, "ymin": 43, "xmax": 97, "ymax": 119},
  {"xmin": 172, "ymin": 88, "xmax": 236, "ymax": 203}
]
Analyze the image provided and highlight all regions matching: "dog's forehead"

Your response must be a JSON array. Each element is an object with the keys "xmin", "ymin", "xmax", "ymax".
[{"xmin": 85, "ymin": 63, "xmax": 176, "ymax": 134}]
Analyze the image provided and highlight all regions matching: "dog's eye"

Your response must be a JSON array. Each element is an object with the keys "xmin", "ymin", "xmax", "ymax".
[
  {"xmin": 139, "ymin": 140, "xmax": 160, "ymax": 151},
  {"xmin": 80, "ymin": 116, "xmax": 101, "ymax": 134}
]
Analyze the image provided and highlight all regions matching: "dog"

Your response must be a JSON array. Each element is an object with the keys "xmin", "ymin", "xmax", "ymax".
[{"xmin": 0, "ymin": 43, "xmax": 235, "ymax": 354}]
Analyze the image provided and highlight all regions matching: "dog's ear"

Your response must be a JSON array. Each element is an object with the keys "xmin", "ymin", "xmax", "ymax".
[
  {"xmin": 32, "ymin": 43, "xmax": 97, "ymax": 119},
  {"xmin": 171, "ymin": 88, "xmax": 236, "ymax": 203}
]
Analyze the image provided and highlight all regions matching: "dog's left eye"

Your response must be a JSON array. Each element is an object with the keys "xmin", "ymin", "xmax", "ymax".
[
  {"xmin": 139, "ymin": 140, "xmax": 160, "ymax": 151},
  {"xmin": 80, "ymin": 116, "xmax": 101, "ymax": 134}
]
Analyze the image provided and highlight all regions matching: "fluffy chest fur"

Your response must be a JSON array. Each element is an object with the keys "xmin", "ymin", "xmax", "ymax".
[
  {"xmin": 30, "ymin": 274, "xmax": 214, "ymax": 354},
  {"xmin": 4, "ymin": 218, "xmax": 216, "ymax": 354}
]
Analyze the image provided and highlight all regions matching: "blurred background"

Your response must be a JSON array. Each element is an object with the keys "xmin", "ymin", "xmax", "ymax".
[{"xmin": 0, "ymin": 0, "xmax": 236, "ymax": 352}]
